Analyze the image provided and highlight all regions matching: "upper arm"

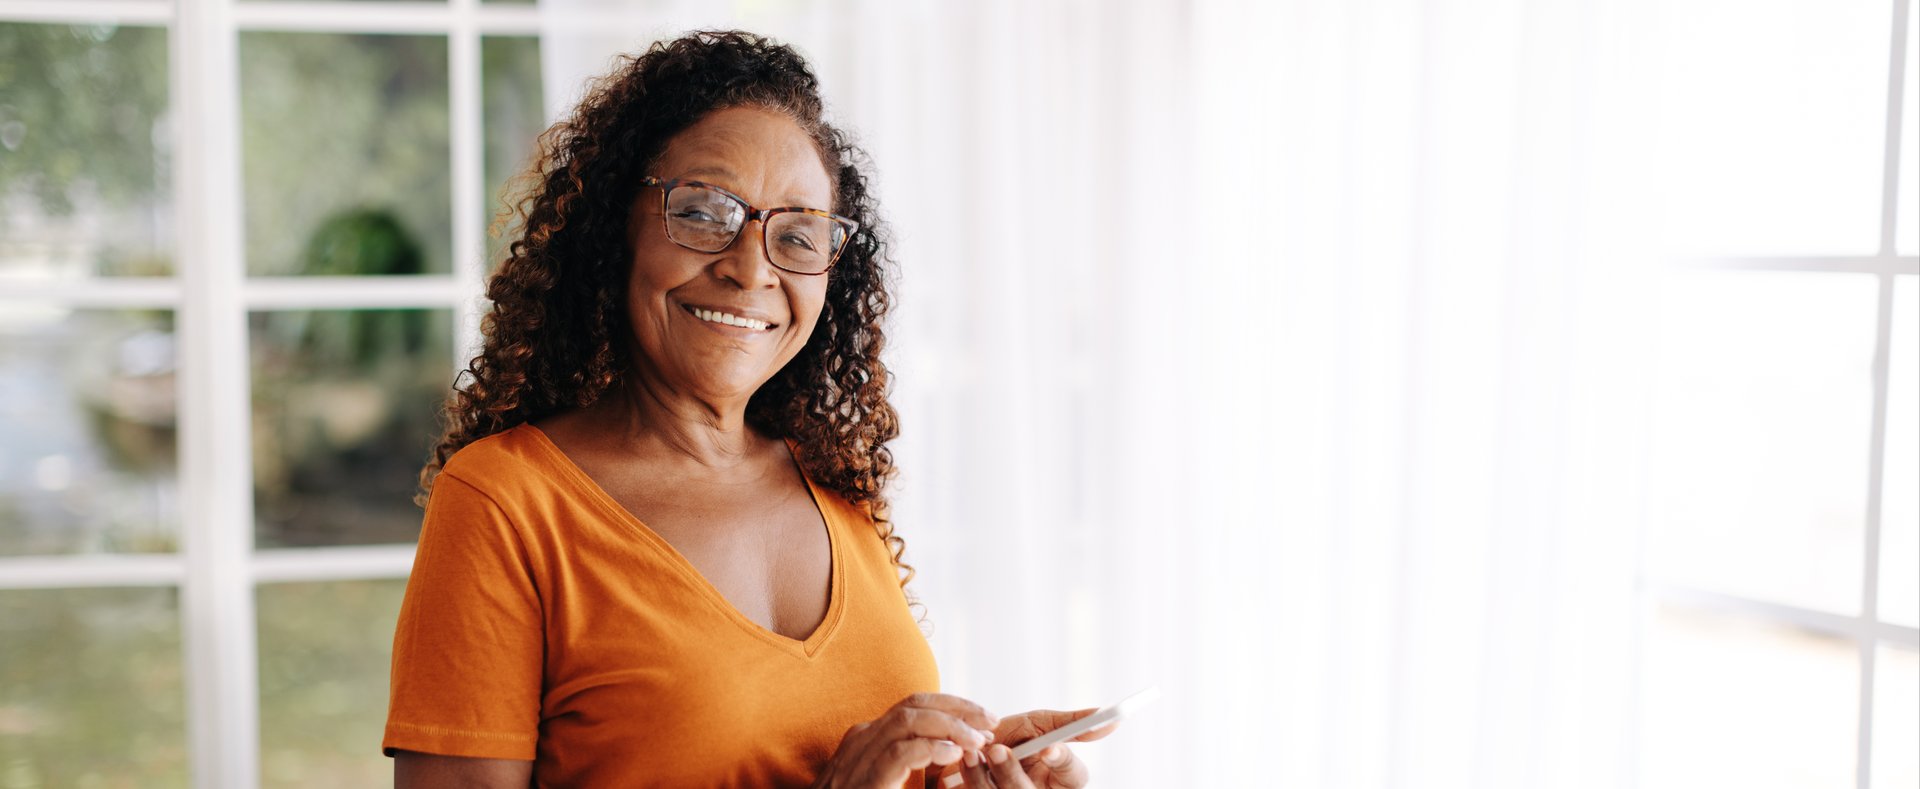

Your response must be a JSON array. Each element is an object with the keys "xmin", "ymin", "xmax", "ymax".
[
  {"xmin": 393, "ymin": 750, "xmax": 534, "ymax": 789},
  {"xmin": 384, "ymin": 472, "xmax": 545, "ymax": 759}
]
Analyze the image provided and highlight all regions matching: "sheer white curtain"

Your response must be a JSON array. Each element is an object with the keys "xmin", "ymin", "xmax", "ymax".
[
  {"xmin": 874, "ymin": 2, "xmax": 1657, "ymax": 787},
  {"xmin": 1172, "ymin": 1, "xmax": 1658, "ymax": 786},
  {"xmin": 538, "ymin": 2, "xmax": 1659, "ymax": 786}
]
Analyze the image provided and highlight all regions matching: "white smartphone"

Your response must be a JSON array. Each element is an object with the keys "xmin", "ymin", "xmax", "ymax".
[{"xmin": 941, "ymin": 685, "xmax": 1161, "ymax": 788}]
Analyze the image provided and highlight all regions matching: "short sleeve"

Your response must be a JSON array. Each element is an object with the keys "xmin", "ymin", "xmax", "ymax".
[{"xmin": 383, "ymin": 472, "xmax": 544, "ymax": 760}]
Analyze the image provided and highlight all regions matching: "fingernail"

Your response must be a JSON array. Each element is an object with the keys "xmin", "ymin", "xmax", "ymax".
[
  {"xmin": 989, "ymin": 746, "xmax": 1008, "ymax": 765},
  {"xmin": 977, "ymin": 728, "xmax": 995, "ymax": 744},
  {"xmin": 964, "ymin": 750, "xmax": 980, "ymax": 767}
]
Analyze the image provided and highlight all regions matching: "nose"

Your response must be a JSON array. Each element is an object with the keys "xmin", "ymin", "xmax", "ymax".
[{"xmin": 710, "ymin": 219, "xmax": 781, "ymax": 290}]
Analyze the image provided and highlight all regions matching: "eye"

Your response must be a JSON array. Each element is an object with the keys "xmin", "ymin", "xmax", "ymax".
[
  {"xmin": 672, "ymin": 207, "xmax": 725, "ymax": 224},
  {"xmin": 779, "ymin": 231, "xmax": 820, "ymax": 251}
]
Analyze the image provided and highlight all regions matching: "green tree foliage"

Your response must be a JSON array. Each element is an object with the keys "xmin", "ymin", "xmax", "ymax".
[
  {"xmin": 239, "ymin": 32, "xmax": 451, "ymax": 276},
  {"xmin": 481, "ymin": 36, "xmax": 547, "ymax": 269},
  {"xmin": 0, "ymin": 23, "xmax": 168, "ymax": 215},
  {"xmin": 256, "ymin": 580, "xmax": 406, "ymax": 788},
  {"xmin": 265, "ymin": 209, "xmax": 432, "ymax": 374},
  {"xmin": 0, "ymin": 588, "xmax": 189, "ymax": 788}
]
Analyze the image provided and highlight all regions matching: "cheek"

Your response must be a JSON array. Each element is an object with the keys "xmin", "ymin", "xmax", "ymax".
[
  {"xmin": 790, "ymin": 283, "xmax": 831, "ymax": 335},
  {"xmin": 626, "ymin": 247, "xmax": 696, "ymax": 316},
  {"xmin": 625, "ymin": 268, "xmax": 663, "ymax": 323}
]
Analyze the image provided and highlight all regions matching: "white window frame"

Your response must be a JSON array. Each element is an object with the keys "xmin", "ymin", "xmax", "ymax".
[
  {"xmin": 0, "ymin": 2, "xmax": 594, "ymax": 786},
  {"xmin": 1652, "ymin": 2, "xmax": 1920, "ymax": 789}
]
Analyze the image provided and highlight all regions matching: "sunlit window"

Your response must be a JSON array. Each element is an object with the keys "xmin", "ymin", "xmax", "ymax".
[
  {"xmin": 1637, "ymin": 3, "xmax": 1920, "ymax": 788},
  {"xmin": 0, "ymin": 6, "xmax": 544, "ymax": 781}
]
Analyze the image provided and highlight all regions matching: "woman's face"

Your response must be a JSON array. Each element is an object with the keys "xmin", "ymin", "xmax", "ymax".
[{"xmin": 623, "ymin": 105, "xmax": 835, "ymax": 408}]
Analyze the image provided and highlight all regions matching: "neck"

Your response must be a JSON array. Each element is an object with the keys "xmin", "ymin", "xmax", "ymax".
[{"xmin": 597, "ymin": 361, "xmax": 765, "ymax": 473}]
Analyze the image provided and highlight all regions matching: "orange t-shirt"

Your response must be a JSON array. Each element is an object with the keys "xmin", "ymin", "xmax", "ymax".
[{"xmin": 383, "ymin": 424, "xmax": 940, "ymax": 787}]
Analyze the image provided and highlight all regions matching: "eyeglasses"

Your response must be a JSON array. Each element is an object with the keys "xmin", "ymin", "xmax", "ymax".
[{"xmin": 640, "ymin": 176, "xmax": 858, "ymax": 276}]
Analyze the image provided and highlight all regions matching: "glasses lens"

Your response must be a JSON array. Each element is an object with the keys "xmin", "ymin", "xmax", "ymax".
[
  {"xmin": 765, "ymin": 212, "xmax": 845, "ymax": 274},
  {"xmin": 664, "ymin": 185, "xmax": 744, "ymax": 251}
]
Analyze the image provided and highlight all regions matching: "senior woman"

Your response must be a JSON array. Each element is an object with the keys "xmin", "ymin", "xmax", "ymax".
[{"xmin": 383, "ymin": 31, "xmax": 1110, "ymax": 789}]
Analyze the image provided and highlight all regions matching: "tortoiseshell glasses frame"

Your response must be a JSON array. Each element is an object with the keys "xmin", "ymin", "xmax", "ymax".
[{"xmin": 640, "ymin": 176, "xmax": 859, "ymax": 276}]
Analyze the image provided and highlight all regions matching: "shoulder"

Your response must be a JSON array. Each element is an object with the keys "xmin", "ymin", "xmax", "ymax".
[
  {"xmin": 782, "ymin": 438, "xmax": 882, "ymax": 521},
  {"xmin": 811, "ymin": 484, "xmax": 874, "ymax": 530},
  {"xmin": 417, "ymin": 425, "xmax": 561, "ymax": 565},
  {"xmin": 435, "ymin": 423, "xmax": 566, "ymax": 507},
  {"xmin": 807, "ymin": 479, "xmax": 890, "ymax": 550}
]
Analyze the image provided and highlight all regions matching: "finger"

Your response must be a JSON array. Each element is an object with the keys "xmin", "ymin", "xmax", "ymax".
[
  {"xmin": 960, "ymin": 747, "xmax": 997, "ymax": 788},
  {"xmin": 883, "ymin": 706, "xmax": 995, "ymax": 751},
  {"xmin": 1069, "ymin": 719, "xmax": 1119, "ymax": 743},
  {"xmin": 997, "ymin": 708, "xmax": 1101, "ymax": 742},
  {"xmin": 897, "ymin": 693, "xmax": 1001, "ymax": 733},
  {"xmin": 986, "ymin": 744, "xmax": 1037, "ymax": 789},
  {"xmin": 1024, "ymin": 744, "xmax": 1090, "ymax": 789},
  {"xmin": 835, "ymin": 719, "xmax": 883, "ymax": 772},
  {"xmin": 881, "ymin": 738, "xmax": 965, "ymax": 777}
]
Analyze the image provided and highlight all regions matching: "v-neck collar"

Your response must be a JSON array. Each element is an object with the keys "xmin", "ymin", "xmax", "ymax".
[{"xmin": 518, "ymin": 423, "xmax": 847, "ymax": 660}]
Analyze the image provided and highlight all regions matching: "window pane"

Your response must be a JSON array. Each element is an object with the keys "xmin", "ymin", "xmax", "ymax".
[
  {"xmin": 1649, "ymin": 271, "xmax": 1876, "ymax": 614},
  {"xmin": 482, "ymin": 35, "xmax": 546, "ymax": 270},
  {"xmin": 1639, "ymin": 603, "xmax": 1857, "ymax": 789},
  {"xmin": 1898, "ymin": 5, "xmax": 1916, "ymax": 256},
  {"xmin": 240, "ymin": 33, "xmax": 451, "ymax": 276},
  {"xmin": 1882, "ymin": 277, "xmax": 1918, "ymax": 628},
  {"xmin": 258, "ymin": 579, "xmax": 406, "ymax": 788},
  {"xmin": 250, "ymin": 309, "xmax": 450, "ymax": 547},
  {"xmin": 1874, "ymin": 645, "xmax": 1920, "ymax": 789},
  {"xmin": 1652, "ymin": 1, "xmax": 1888, "ymax": 256},
  {"xmin": 0, "ymin": 23, "xmax": 171, "ymax": 278},
  {"xmin": 0, "ymin": 309, "xmax": 178, "ymax": 556},
  {"xmin": 0, "ymin": 587, "xmax": 187, "ymax": 787}
]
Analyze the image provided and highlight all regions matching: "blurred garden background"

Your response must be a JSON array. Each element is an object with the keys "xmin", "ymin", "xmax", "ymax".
[{"xmin": 1, "ymin": 14, "xmax": 542, "ymax": 786}]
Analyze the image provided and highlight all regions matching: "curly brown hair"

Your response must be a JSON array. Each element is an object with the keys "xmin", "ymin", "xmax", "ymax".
[{"xmin": 416, "ymin": 30, "xmax": 912, "ymax": 588}]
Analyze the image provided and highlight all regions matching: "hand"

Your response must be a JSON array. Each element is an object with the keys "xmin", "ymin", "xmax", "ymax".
[
  {"xmin": 811, "ymin": 693, "xmax": 1000, "ymax": 789},
  {"xmin": 945, "ymin": 708, "xmax": 1118, "ymax": 789}
]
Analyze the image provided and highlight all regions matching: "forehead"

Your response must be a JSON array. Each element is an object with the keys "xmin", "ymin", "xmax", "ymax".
[{"xmin": 653, "ymin": 105, "xmax": 834, "ymax": 207}]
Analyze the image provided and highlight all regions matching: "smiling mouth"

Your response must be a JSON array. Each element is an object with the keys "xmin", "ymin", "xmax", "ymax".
[{"xmin": 683, "ymin": 304, "xmax": 777, "ymax": 332}]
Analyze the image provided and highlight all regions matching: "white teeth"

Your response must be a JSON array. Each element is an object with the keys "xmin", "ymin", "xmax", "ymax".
[{"xmin": 692, "ymin": 307, "xmax": 769, "ymax": 331}]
